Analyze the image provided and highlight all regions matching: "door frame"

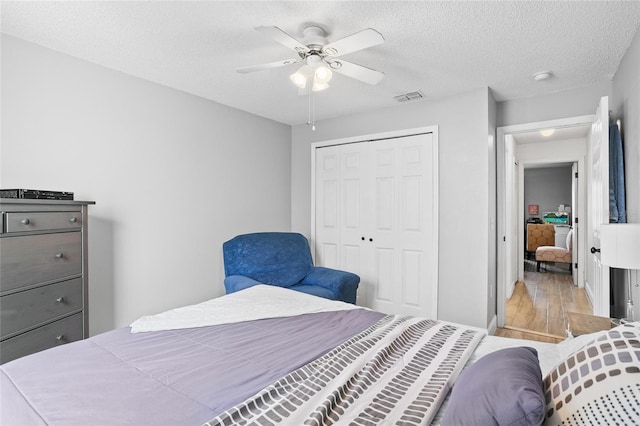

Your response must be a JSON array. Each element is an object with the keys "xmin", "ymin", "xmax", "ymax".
[
  {"xmin": 497, "ymin": 115, "xmax": 594, "ymax": 328},
  {"xmin": 515, "ymin": 158, "xmax": 585, "ymax": 281},
  {"xmin": 310, "ymin": 125, "xmax": 439, "ymax": 317}
]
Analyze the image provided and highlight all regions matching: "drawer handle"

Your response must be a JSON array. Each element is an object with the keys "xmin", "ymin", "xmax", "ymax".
[
  {"xmin": 56, "ymin": 297, "xmax": 64, "ymax": 303},
  {"xmin": 21, "ymin": 218, "xmax": 31, "ymax": 225},
  {"xmin": 56, "ymin": 334, "xmax": 65, "ymax": 341},
  {"xmin": 69, "ymin": 217, "xmax": 78, "ymax": 223},
  {"xmin": 55, "ymin": 253, "xmax": 64, "ymax": 259}
]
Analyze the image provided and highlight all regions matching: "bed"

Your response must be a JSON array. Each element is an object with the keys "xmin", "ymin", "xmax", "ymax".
[{"xmin": 1, "ymin": 285, "xmax": 638, "ymax": 425}]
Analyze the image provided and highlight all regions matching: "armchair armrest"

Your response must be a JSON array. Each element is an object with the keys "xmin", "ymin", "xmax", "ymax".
[
  {"xmin": 301, "ymin": 267, "xmax": 360, "ymax": 304},
  {"xmin": 224, "ymin": 275, "xmax": 263, "ymax": 294}
]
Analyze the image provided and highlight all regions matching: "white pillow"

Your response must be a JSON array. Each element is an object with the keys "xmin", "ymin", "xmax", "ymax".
[
  {"xmin": 543, "ymin": 322, "xmax": 640, "ymax": 424},
  {"xmin": 556, "ymin": 329, "xmax": 607, "ymax": 360}
]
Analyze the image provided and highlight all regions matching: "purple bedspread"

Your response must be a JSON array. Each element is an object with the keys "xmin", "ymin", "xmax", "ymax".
[{"xmin": 0, "ymin": 309, "xmax": 385, "ymax": 425}]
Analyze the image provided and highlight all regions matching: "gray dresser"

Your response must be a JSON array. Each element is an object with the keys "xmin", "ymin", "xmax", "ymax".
[{"xmin": 0, "ymin": 199, "xmax": 94, "ymax": 364}]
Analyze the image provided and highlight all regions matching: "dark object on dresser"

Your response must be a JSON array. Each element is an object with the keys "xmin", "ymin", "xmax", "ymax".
[{"xmin": 0, "ymin": 189, "xmax": 74, "ymax": 200}]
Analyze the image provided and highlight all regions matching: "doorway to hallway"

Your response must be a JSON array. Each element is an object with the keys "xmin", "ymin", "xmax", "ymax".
[
  {"xmin": 500, "ymin": 268, "xmax": 593, "ymax": 342},
  {"xmin": 497, "ymin": 114, "xmax": 595, "ymax": 331}
]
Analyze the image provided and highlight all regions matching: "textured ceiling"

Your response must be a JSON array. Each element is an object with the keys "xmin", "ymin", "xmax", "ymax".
[{"xmin": 2, "ymin": 1, "xmax": 640, "ymax": 126}]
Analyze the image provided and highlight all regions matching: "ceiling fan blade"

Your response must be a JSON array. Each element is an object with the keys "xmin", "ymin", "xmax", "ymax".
[
  {"xmin": 237, "ymin": 58, "xmax": 301, "ymax": 74},
  {"xmin": 322, "ymin": 28, "xmax": 384, "ymax": 57},
  {"xmin": 255, "ymin": 26, "xmax": 310, "ymax": 55},
  {"xmin": 326, "ymin": 58, "xmax": 384, "ymax": 85}
]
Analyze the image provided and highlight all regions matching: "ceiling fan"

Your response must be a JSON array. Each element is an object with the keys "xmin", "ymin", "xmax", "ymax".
[{"xmin": 237, "ymin": 25, "xmax": 385, "ymax": 91}]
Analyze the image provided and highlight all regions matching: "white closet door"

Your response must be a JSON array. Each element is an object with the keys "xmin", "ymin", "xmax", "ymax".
[
  {"xmin": 338, "ymin": 142, "xmax": 370, "ymax": 305},
  {"xmin": 367, "ymin": 134, "xmax": 435, "ymax": 318},
  {"xmin": 315, "ymin": 143, "xmax": 369, "ymax": 305},
  {"xmin": 314, "ymin": 132, "xmax": 436, "ymax": 319},
  {"xmin": 314, "ymin": 146, "xmax": 341, "ymax": 269}
]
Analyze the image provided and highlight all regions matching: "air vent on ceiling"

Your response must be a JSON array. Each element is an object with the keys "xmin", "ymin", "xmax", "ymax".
[{"xmin": 394, "ymin": 90, "xmax": 424, "ymax": 103}]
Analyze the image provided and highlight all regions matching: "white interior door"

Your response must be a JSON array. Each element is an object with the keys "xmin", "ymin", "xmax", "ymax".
[
  {"xmin": 504, "ymin": 136, "xmax": 518, "ymax": 296},
  {"xmin": 588, "ymin": 96, "xmax": 610, "ymax": 317}
]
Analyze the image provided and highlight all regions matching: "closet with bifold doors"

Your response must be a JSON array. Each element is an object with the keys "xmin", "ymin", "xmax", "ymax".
[{"xmin": 313, "ymin": 130, "xmax": 438, "ymax": 319}]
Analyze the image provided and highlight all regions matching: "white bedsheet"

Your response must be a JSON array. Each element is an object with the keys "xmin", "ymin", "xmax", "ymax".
[{"xmin": 130, "ymin": 285, "xmax": 363, "ymax": 333}]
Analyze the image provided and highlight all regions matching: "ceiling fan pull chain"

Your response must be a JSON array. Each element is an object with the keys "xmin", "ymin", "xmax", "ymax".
[
  {"xmin": 307, "ymin": 83, "xmax": 311, "ymax": 127},
  {"xmin": 307, "ymin": 83, "xmax": 316, "ymax": 131},
  {"xmin": 311, "ymin": 89, "xmax": 316, "ymax": 131}
]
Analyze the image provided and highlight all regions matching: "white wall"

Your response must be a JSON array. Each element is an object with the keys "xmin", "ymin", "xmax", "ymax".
[
  {"xmin": 612, "ymin": 25, "xmax": 640, "ymax": 224},
  {"xmin": 611, "ymin": 25, "xmax": 640, "ymax": 319},
  {"xmin": 291, "ymin": 88, "xmax": 494, "ymax": 329},
  {"xmin": 516, "ymin": 138, "xmax": 587, "ymax": 163},
  {"xmin": 497, "ymin": 81, "xmax": 612, "ymax": 127},
  {"xmin": 1, "ymin": 35, "xmax": 292, "ymax": 334}
]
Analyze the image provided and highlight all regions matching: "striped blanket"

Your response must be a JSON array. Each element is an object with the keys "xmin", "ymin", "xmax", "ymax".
[{"xmin": 204, "ymin": 315, "xmax": 485, "ymax": 426}]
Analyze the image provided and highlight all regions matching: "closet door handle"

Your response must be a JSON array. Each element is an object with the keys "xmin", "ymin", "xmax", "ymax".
[{"xmin": 590, "ymin": 247, "xmax": 600, "ymax": 254}]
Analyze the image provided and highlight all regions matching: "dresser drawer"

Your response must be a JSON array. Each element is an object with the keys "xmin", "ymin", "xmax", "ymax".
[
  {"xmin": 1, "ymin": 278, "xmax": 83, "ymax": 339},
  {"xmin": 0, "ymin": 313, "xmax": 83, "ymax": 364},
  {"xmin": 4, "ymin": 211, "xmax": 82, "ymax": 233},
  {"xmin": 0, "ymin": 232, "xmax": 82, "ymax": 293}
]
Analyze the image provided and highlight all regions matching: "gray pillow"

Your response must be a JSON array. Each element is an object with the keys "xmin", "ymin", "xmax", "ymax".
[{"xmin": 441, "ymin": 347, "xmax": 545, "ymax": 426}]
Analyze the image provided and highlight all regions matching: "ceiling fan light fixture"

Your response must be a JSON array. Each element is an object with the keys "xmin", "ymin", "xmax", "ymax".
[
  {"xmin": 290, "ymin": 65, "xmax": 312, "ymax": 89},
  {"xmin": 289, "ymin": 60, "xmax": 332, "ymax": 91},
  {"xmin": 313, "ymin": 64, "xmax": 333, "ymax": 85}
]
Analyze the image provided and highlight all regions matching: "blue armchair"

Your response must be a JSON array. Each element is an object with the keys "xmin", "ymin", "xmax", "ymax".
[{"xmin": 222, "ymin": 232, "xmax": 360, "ymax": 304}]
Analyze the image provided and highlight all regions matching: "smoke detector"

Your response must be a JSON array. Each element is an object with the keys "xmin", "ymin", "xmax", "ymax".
[{"xmin": 533, "ymin": 71, "xmax": 553, "ymax": 81}]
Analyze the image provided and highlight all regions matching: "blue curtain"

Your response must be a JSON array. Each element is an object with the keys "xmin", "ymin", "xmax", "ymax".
[{"xmin": 609, "ymin": 123, "xmax": 626, "ymax": 223}]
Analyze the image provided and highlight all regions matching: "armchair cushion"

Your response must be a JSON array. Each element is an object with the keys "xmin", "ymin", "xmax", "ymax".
[
  {"xmin": 224, "ymin": 275, "xmax": 263, "ymax": 294},
  {"xmin": 536, "ymin": 229, "xmax": 574, "ymax": 264},
  {"xmin": 301, "ymin": 267, "xmax": 359, "ymax": 304},
  {"xmin": 223, "ymin": 232, "xmax": 313, "ymax": 288},
  {"xmin": 536, "ymin": 247, "xmax": 571, "ymax": 263},
  {"xmin": 288, "ymin": 284, "xmax": 337, "ymax": 301}
]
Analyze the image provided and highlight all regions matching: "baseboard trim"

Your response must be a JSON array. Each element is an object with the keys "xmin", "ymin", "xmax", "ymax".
[
  {"xmin": 487, "ymin": 315, "xmax": 497, "ymax": 335},
  {"xmin": 584, "ymin": 281, "xmax": 595, "ymax": 307}
]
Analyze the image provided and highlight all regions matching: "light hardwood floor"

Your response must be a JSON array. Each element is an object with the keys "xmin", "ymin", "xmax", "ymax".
[{"xmin": 495, "ymin": 269, "xmax": 593, "ymax": 344}]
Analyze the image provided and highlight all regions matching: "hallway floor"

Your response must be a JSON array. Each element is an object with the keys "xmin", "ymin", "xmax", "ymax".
[{"xmin": 496, "ymin": 269, "xmax": 593, "ymax": 343}]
